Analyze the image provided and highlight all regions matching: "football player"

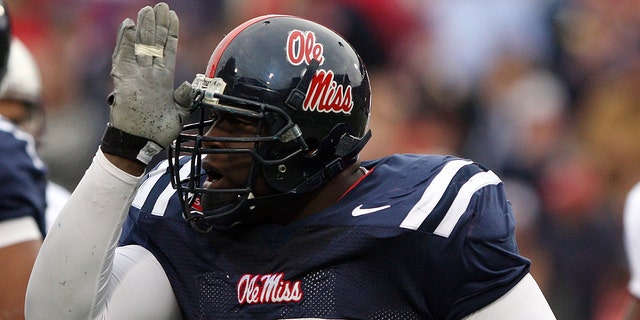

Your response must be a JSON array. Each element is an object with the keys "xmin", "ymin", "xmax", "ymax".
[
  {"xmin": 26, "ymin": 3, "xmax": 556, "ymax": 319},
  {"xmin": 0, "ymin": 1, "xmax": 49, "ymax": 319},
  {"xmin": 0, "ymin": 36, "xmax": 71, "ymax": 232}
]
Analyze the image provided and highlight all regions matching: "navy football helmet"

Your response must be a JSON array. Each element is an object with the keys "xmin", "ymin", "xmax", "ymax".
[
  {"xmin": 0, "ymin": 0, "xmax": 11, "ymax": 83},
  {"xmin": 169, "ymin": 15, "xmax": 371, "ymax": 232}
]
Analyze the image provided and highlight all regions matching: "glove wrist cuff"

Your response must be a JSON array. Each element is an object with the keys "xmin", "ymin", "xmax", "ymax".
[{"xmin": 101, "ymin": 125, "xmax": 163, "ymax": 165}]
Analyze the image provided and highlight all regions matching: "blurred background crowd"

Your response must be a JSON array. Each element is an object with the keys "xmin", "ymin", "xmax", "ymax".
[{"xmin": 5, "ymin": 0, "xmax": 639, "ymax": 318}]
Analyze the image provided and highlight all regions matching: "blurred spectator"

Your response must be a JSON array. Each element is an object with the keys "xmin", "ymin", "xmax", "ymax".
[
  {"xmin": 421, "ymin": 0, "xmax": 553, "ymax": 103},
  {"xmin": 537, "ymin": 150, "xmax": 626, "ymax": 319},
  {"xmin": 575, "ymin": 63, "xmax": 640, "ymax": 210},
  {"xmin": 463, "ymin": 54, "xmax": 569, "ymax": 180},
  {"xmin": 569, "ymin": 56, "xmax": 640, "ymax": 320},
  {"xmin": 550, "ymin": 0, "xmax": 640, "ymax": 108}
]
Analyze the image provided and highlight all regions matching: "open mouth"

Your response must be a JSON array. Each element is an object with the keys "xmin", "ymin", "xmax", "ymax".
[
  {"xmin": 203, "ymin": 166, "xmax": 224, "ymax": 189},
  {"xmin": 199, "ymin": 167, "xmax": 241, "ymax": 209}
]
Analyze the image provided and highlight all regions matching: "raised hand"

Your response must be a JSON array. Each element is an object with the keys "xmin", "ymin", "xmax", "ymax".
[{"xmin": 102, "ymin": 2, "xmax": 192, "ymax": 165}]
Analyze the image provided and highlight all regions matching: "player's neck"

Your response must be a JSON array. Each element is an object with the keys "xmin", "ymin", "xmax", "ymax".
[
  {"xmin": 250, "ymin": 162, "xmax": 365, "ymax": 224},
  {"xmin": 294, "ymin": 162, "xmax": 366, "ymax": 221}
]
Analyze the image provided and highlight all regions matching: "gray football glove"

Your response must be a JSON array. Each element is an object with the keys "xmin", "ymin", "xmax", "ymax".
[{"xmin": 102, "ymin": 2, "xmax": 192, "ymax": 165}]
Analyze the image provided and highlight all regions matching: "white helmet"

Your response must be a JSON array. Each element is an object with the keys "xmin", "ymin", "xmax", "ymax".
[{"xmin": 1, "ymin": 37, "xmax": 42, "ymax": 106}]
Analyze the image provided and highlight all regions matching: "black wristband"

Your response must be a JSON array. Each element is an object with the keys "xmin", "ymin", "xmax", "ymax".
[{"xmin": 101, "ymin": 126, "xmax": 163, "ymax": 165}]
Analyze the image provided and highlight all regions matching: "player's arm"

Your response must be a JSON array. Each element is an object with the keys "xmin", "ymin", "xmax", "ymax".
[
  {"xmin": 25, "ymin": 3, "xmax": 191, "ymax": 319},
  {"xmin": 25, "ymin": 148, "xmax": 144, "ymax": 319},
  {"xmin": 26, "ymin": 150, "xmax": 182, "ymax": 319},
  {"xmin": 624, "ymin": 183, "xmax": 640, "ymax": 320},
  {"xmin": 0, "ymin": 218, "xmax": 41, "ymax": 320}
]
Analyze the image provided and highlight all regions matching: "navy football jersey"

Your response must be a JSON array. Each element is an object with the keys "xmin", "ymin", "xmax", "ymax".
[
  {"xmin": 120, "ymin": 154, "xmax": 530, "ymax": 320},
  {"xmin": 0, "ymin": 116, "xmax": 47, "ymax": 236}
]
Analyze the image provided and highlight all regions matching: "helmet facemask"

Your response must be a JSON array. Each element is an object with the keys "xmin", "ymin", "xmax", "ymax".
[{"xmin": 169, "ymin": 74, "xmax": 308, "ymax": 233}]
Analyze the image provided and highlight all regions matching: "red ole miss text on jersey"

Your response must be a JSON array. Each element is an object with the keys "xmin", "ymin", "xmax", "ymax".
[
  {"xmin": 237, "ymin": 273, "xmax": 304, "ymax": 304},
  {"xmin": 286, "ymin": 29, "xmax": 354, "ymax": 115}
]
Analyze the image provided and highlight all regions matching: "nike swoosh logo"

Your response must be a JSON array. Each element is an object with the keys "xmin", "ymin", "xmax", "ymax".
[{"xmin": 351, "ymin": 204, "xmax": 391, "ymax": 216}]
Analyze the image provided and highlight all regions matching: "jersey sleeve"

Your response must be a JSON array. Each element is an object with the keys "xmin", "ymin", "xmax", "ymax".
[
  {"xmin": 365, "ymin": 156, "xmax": 533, "ymax": 318},
  {"xmin": 0, "ymin": 119, "xmax": 48, "ymax": 236},
  {"xmin": 396, "ymin": 158, "xmax": 531, "ymax": 319},
  {"xmin": 450, "ymin": 169, "xmax": 531, "ymax": 318}
]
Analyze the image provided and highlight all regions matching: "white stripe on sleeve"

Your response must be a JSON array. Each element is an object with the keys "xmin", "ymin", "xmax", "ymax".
[
  {"xmin": 151, "ymin": 163, "xmax": 191, "ymax": 216},
  {"xmin": 433, "ymin": 170, "xmax": 501, "ymax": 237},
  {"xmin": 131, "ymin": 161, "xmax": 170, "ymax": 209},
  {"xmin": 400, "ymin": 159, "xmax": 472, "ymax": 230}
]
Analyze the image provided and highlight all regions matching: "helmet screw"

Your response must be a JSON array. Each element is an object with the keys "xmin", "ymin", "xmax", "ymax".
[{"xmin": 278, "ymin": 164, "xmax": 287, "ymax": 173}]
